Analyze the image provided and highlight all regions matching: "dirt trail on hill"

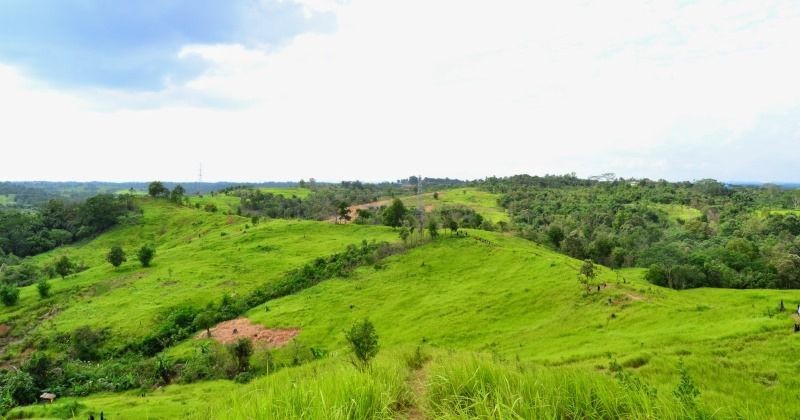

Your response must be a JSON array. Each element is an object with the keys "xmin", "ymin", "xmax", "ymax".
[
  {"xmin": 330, "ymin": 192, "xmax": 442, "ymax": 224},
  {"xmin": 198, "ymin": 318, "xmax": 299, "ymax": 347},
  {"xmin": 328, "ymin": 199, "xmax": 391, "ymax": 223}
]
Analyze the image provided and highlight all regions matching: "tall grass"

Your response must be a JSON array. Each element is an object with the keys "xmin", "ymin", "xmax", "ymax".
[
  {"xmin": 425, "ymin": 355, "xmax": 706, "ymax": 419},
  {"xmin": 194, "ymin": 357, "xmax": 412, "ymax": 419}
]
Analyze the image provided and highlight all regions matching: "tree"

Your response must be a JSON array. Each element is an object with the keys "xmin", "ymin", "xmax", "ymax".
[
  {"xmin": 54, "ymin": 255, "xmax": 75, "ymax": 278},
  {"xmin": 106, "ymin": 246, "xmax": 127, "ymax": 269},
  {"xmin": 0, "ymin": 284, "xmax": 20, "ymax": 306},
  {"xmin": 427, "ymin": 219, "xmax": 439, "ymax": 238},
  {"xmin": 447, "ymin": 219, "xmax": 458, "ymax": 235},
  {"xmin": 170, "ymin": 184, "xmax": 186, "ymax": 203},
  {"xmin": 148, "ymin": 181, "xmax": 169, "ymax": 198},
  {"xmin": 137, "ymin": 244, "xmax": 156, "ymax": 267},
  {"xmin": 36, "ymin": 279, "xmax": 51, "ymax": 299},
  {"xmin": 382, "ymin": 199, "xmax": 408, "ymax": 227},
  {"xmin": 399, "ymin": 226, "xmax": 410, "ymax": 242},
  {"xmin": 229, "ymin": 338, "xmax": 253, "ymax": 373},
  {"xmin": 433, "ymin": 192, "xmax": 439, "ymax": 200},
  {"xmin": 193, "ymin": 311, "xmax": 215, "ymax": 338},
  {"xmin": 345, "ymin": 318, "xmax": 379, "ymax": 369},
  {"xmin": 579, "ymin": 259, "xmax": 597, "ymax": 291},
  {"xmin": 337, "ymin": 202, "xmax": 351, "ymax": 224}
]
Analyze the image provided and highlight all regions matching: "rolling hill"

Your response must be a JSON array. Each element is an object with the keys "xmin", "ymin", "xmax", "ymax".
[{"xmin": 4, "ymin": 194, "xmax": 800, "ymax": 419}]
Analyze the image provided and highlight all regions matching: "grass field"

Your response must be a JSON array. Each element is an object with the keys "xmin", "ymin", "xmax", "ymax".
[
  {"xmin": 399, "ymin": 188, "xmax": 508, "ymax": 223},
  {"xmin": 7, "ymin": 199, "xmax": 800, "ymax": 418},
  {"xmin": 650, "ymin": 203, "xmax": 703, "ymax": 222}
]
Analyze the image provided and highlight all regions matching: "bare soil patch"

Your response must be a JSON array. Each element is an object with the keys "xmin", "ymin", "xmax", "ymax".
[
  {"xmin": 0, "ymin": 324, "xmax": 10, "ymax": 337},
  {"xmin": 198, "ymin": 318, "xmax": 299, "ymax": 347}
]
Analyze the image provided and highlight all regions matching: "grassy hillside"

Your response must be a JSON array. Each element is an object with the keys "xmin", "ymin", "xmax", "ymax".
[
  {"xmin": 9, "ymin": 218, "xmax": 800, "ymax": 418},
  {"xmin": 1, "ymin": 199, "xmax": 396, "ymax": 351},
  {"xmin": 399, "ymin": 188, "xmax": 508, "ymax": 223}
]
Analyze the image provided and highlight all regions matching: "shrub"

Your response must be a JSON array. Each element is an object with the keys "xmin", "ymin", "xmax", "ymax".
[
  {"xmin": 228, "ymin": 338, "xmax": 253, "ymax": 373},
  {"xmin": 36, "ymin": 278, "xmax": 51, "ymax": 298},
  {"xmin": 106, "ymin": 246, "xmax": 127, "ymax": 269},
  {"xmin": 54, "ymin": 255, "xmax": 75, "ymax": 278},
  {"xmin": 0, "ymin": 284, "xmax": 20, "ymax": 306},
  {"xmin": 136, "ymin": 244, "xmax": 156, "ymax": 267},
  {"xmin": 345, "ymin": 318, "xmax": 379, "ymax": 369},
  {"xmin": 70, "ymin": 326, "xmax": 107, "ymax": 361}
]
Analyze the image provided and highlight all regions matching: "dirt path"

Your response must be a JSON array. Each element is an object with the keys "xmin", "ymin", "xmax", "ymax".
[
  {"xmin": 197, "ymin": 318, "xmax": 299, "ymax": 347},
  {"xmin": 405, "ymin": 367, "xmax": 428, "ymax": 420},
  {"xmin": 328, "ymin": 199, "xmax": 391, "ymax": 223}
]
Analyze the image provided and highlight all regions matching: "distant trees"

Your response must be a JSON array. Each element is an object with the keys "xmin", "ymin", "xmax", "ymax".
[
  {"xmin": 382, "ymin": 199, "xmax": 408, "ymax": 228},
  {"xmin": 399, "ymin": 226, "xmax": 410, "ymax": 242},
  {"xmin": 0, "ymin": 194, "xmax": 132, "ymax": 258},
  {"xmin": 345, "ymin": 318, "xmax": 379, "ymax": 368},
  {"xmin": 137, "ymin": 245, "xmax": 156, "ymax": 267},
  {"xmin": 170, "ymin": 184, "xmax": 186, "ymax": 203},
  {"xmin": 106, "ymin": 246, "xmax": 127, "ymax": 269},
  {"xmin": 148, "ymin": 181, "xmax": 169, "ymax": 198}
]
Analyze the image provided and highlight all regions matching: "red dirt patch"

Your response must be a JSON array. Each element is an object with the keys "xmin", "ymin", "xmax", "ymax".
[
  {"xmin": 198, "ymin": 318, "xmax": 299, "ymax": 347},
  {"xmin": 0, "ymin": 324, "xmax": 10, "ymax": 337}
]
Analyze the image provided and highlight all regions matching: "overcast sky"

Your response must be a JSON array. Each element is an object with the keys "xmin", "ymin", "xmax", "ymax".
[{"xmin": 1, "ymin": 0, "xmax": 799, "ymax": 183}]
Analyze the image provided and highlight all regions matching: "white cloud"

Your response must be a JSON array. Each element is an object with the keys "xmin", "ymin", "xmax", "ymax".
[{"xmin": 2, "ymin": 0, "xmax": 800, "ymax": 182}]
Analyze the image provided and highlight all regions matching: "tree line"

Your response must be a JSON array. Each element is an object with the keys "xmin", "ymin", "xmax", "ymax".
[{"xmin": 479, "ymin": 175, "xmax": 800, "ymax": 289}]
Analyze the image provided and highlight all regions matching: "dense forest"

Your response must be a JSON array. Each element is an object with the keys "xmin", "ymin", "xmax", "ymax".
[{"xmin": 480, "ymin": 175, "xmax": 800, "ymax": 289}]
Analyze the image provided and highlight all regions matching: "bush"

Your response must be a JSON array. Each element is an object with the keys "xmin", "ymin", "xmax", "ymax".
[
  {"xmin": 0, "ymin": 369, "xmax": 37, "ymax": 411},
  {"xmin": 70, "ymin": 326, "xmax": 107, "ymax": 361},
  {"xmin": 345, "ymin": 319, "xmax": 379, "ymax": 368},
  {"xmin": 37, "ymin": 278, "xmax": 51, "ymax": 298},
  {"xmin": 228, "ymin": 338, "xmax": 253, "ymax": 373},
  {"xmin": 0, "ymin": 284, "xmax": 20, "ymax": 306},
  {"xmin": 137, "ymin": 244, "xmax": 156, "ymax": 267},
  {"xmin": 106, "ymin": 246, "xmax": 127, "ymax": 268}
]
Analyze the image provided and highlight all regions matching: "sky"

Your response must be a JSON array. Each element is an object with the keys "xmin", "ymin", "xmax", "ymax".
[{"xmin": 1, "ymin": 0, "xmax": 799, "ymax": 183}]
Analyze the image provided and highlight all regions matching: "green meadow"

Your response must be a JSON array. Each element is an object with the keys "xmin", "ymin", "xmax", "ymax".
[{"xmin": 6, "ymin": 196, "xmax": 800, "ymax": 419}]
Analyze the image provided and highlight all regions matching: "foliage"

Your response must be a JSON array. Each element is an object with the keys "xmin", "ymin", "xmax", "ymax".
[
  {"xmin": 36, "ymin": 278, "xmax": 51, "ymax": 298},
  {"xmin": 136, "ymin": 244, "xmax": 155, "ymax": 267},
  {"xmin": 0, "ymin": 283, "xmax": 20, "ymax": 306},
  {"xmin": 105, "ymin": 246, "xmax": 126, "ymax": 268},
  {"xmin": 381, "ymin": 199, "xmax": 408, "ymax": 228},
  {"xmin": 345, "ymin": 319, "xmax": 379, "ymax": 368},
  {"xmin": 54, "ymin": 255, "xmax": 75, "ymax": 278},
  {"xmin": 481, "ymin": 174, "xmax": 800, "ymax": 289}
]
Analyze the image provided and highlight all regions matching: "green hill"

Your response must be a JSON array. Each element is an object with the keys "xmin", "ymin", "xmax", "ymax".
[{"xmin": 5, "ymin": 199, "xmax": 800, "ymax": 419}]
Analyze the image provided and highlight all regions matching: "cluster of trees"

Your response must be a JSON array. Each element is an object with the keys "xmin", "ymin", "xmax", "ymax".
[
  {"xmin": 147, "ymin": 181, "xmax": 186, "ymax": 204},
  {"xmin": 480, "ymin": 175, "xmax": 800, "ymax": 289},
  {"xmin": 0, "ymin": 194, "xmax": 136, "ymax": 259}
]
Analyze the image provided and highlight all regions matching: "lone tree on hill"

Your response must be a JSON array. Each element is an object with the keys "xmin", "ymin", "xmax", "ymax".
[
  {"xmin": 137, "ymin": 245, "xmax": 155, "ymax": 267},
  {"xmin": 106, "ymin": 246, "xmax": 127, "ymax": 269},
  {"xmin": 148, "ymin": 181, "xmax": 169, "ymax": 198},
  {"xmin": 345, "ymin": 318, "xmax": 379, "ymax": 369},
  {"xmin": 579, "ymin": 259, "xmax": 597, "ymax": 291}
]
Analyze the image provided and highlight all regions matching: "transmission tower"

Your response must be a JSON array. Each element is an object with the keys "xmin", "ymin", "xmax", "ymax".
[
  {"xmin": 198, "ymin": 163, "xmax": 203, "ymax": 183},
  {"xmin": 417, "ymin": 174, "xmax": 424, "ymax": 238}
]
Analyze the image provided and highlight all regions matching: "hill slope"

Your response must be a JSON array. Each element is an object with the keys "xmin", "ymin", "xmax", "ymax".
[{"xmin": 6, "ymin": 202, "xmax": 800, "ymax": 418}]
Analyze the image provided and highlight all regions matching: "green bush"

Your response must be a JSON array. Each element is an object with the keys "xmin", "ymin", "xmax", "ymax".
[
  {"xmin": 0, "ymin": 283, "xmax": 20, "ymax": 306},
  {"xmin": 36, "ymin": 278, "xmax": 51, "ymax": 298}
]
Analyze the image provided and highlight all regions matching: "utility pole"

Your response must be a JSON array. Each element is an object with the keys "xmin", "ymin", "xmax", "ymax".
[{"xmin": 198, "ymin": 163, "xmax": 203, "ymax": 183}]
